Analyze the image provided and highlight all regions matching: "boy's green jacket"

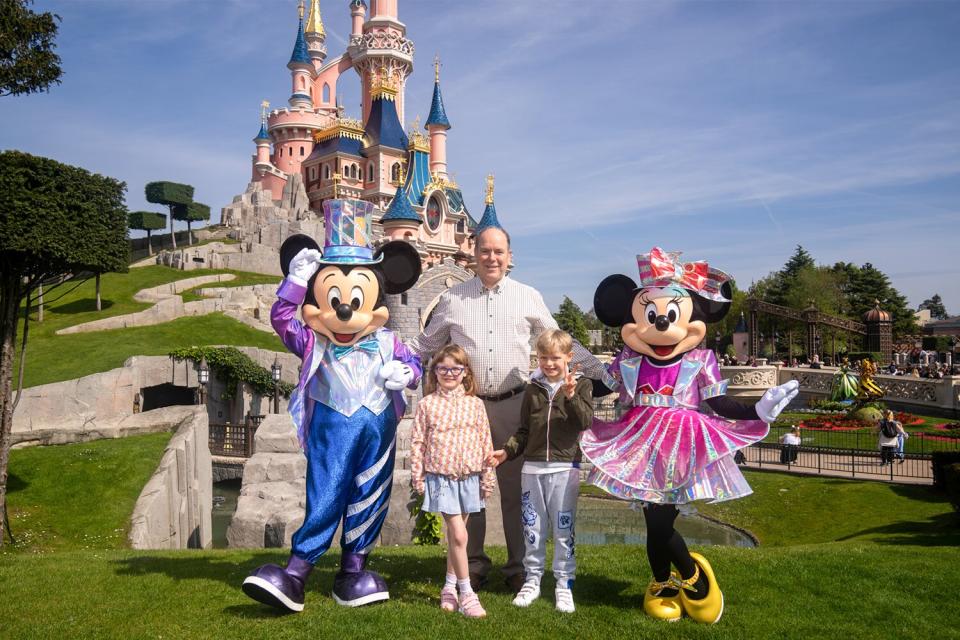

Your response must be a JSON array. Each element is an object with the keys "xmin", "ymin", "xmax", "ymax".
[{"xmin": 502, "ymin": 374, "xmax": 594, "ymax": 464}]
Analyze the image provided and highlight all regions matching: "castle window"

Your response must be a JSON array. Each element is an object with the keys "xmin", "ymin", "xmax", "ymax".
[
  {"xmin": 391, "ymin": 162, "xmax": 400, "ymax": 183},
  {"xmin": 324, "ymin": 164, "xmax": 330, "ymax": 179},
  {"xmin": 358, "ymin": 167, "xmax": 363, "ymax": 181},
  {"xmin": 401, "ymin": 293, "xmax": 408, "ymax": 305},
  {"xmin": 368, "ymin": 163, "xmax": 374, "ymax": 182},
  {"xmin": 322, "ymin": 83, "xmax": 330, "ymax": 103},
  {"xmin": 310, "ymin": 166, "xmax": 317, "ymax": 181},
  {"xmin": 426, "ymin": 194, "xmax": 442, "ymax": 232},
  {"xmin": 300, "ymin": 146, "xmax": 305, "ymax": 156}
]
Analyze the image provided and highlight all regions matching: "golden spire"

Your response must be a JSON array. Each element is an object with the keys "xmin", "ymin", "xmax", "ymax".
[
  {"xmin": 395, "ymin": 161, "xmax": 407, "ymax": 187},
  {"xmin": 434, "ymin": 54, "xmax": 441, "ymax": 83},
  {"xmin": 260, "ymin": 100, "xmax": 270, "ymax": 123},
  {"xmin": 485, "ymin": 173, "xmax": 495, "ymax": 205},
  {"xmin": 305, "ymin": 0, "xmax": 325, "ymax": 36},
  {"xmin": 370, "ymin": 65, "xmax": 399, "ymax": 100},
  {"xmin": 332, "ymin": 170, "xmax": 341, "ymax": 199},
  {"xmin": 298, "ymin": 0, "xmax": 305, "ymax": 20}
]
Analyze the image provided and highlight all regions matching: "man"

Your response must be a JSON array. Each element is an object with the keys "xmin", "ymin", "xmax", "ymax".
[{"xmin": 409, "ymin": 224, "xmax": 605, "ymax": 594}]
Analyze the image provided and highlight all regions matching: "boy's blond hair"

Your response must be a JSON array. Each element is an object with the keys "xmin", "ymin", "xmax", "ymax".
[{"xmin": 536, "ymin": 329, "xmax": 574, "ymax": 355}]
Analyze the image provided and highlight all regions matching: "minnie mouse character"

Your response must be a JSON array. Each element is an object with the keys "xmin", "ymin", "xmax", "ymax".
[
  {"xmin": 582, "ymin": 247, "xmax": 798, "ymax": 624},
  {"xmin": 242, "ymin": 198, "xmax": 423, "ymax": 612}
]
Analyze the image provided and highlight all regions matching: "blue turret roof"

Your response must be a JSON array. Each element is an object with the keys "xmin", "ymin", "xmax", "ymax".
[
  {"xmin": 476, "ymin": 201, "xmax": 502, "ymax": 231},
  {"xmin": 288, "ymin": 19, "xmax": 312, "ymax": 68},
  {"xmin": 254, "ymin": 122, "xmax": 270, "ymax": 141},
  {"xmin": 404, "ymin": 147, "xmax": 431, "ymax": 206},
  {"xmin": 364, "ymin": 96, "xmax": 409, "ymax": 151},
  {"xmin": 425, "ymin": 81, "xmax": 451, "ymax": 129},
  {"xmin": 382, "ymin": 183, "xmax": 422, "ymax": 223},
  {"xmin": 733, "ymin": 312, "xmax": 748, "ymax": 334}
]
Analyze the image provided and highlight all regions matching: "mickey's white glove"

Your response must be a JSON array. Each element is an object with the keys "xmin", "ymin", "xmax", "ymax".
[
  {"xmin": 379, "ymin": 360, "xmax": 414, "ymax": 391},
  {"xmin": 288, "ymin": 248, "xmax": 323, "ymax": 287},
  {"xmin": 755, "ymin": 379, "xmax": 800, "ymax": 423}
]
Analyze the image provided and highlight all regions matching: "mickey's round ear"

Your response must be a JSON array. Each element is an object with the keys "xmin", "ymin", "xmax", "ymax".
[
  {"xmin": 280, "ymin": 234, "xmax": 321, "ymax": 277},
  {"xmin": 375, "ymin": 240, "xmax": 422, "ymax": 294},
  {"xmin": 593, "ymin": 274, "xmax": 638, "ymax": 327}
]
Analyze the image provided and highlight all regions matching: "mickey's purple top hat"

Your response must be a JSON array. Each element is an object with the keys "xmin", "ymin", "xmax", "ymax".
[{"xmin": 320, "ymin": 198, "xmax": 382, "ymax": 265}]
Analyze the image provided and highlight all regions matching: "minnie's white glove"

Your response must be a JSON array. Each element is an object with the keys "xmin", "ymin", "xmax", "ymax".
[
  {"xmin": 288, "ymin": 248, "xmax": 323, "ymax": 287},
  {"xmin": 755, "ymin": 380, "xmax": 800, "ymax": 423},
  {"xmin": 379, "ymin": 360, "xmax": 414, "ymax": 390}
]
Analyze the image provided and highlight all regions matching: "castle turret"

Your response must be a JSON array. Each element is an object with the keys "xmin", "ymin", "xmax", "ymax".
[
  {"xmin": 363, "ymin": 68, "xmax": 409, "ymax": 208},
  {"xmin": 426, "ymin": 56, "xmax": 451, "ymax": 180},
  {"xmin": 349, "ymin": 0, "xmax": 413, "ymax": 124},
  {"xmin": 369, "ymin": 0, "xmax": 398, "ymax": 21},
  {"xmin": 381, "ymin": 164, "xmax": 422, "ymax": 241},
  {"xmin": 350, "ymin": 0, "xmax": 366, "ymax": 37},
  {"xmin": 253, "ymin": 112, "xmax": 272, "ymax": 175},
  {"xmin": 287, "ymin": 1, "xmax": 315, "ymax": 109},
  {"xmin": 475, "ymin": 174, "xmax": 503, "ymax": 232},
  {"xmin": 303, "ymin": 0, "xmax": 327, "ymax": 67}
]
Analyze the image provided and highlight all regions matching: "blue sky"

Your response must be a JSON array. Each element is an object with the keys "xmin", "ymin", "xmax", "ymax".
[{"xmin": 2, "ymin": 0, "xmax": 958, "ymax": 315}]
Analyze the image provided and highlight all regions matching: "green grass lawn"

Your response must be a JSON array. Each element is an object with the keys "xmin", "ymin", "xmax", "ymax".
[
  {"xmin": 2, "ymin": 440, "xmax": 959, "ymax": 638},
  {"xmin": 179, "ymin": 271, "xmax": 280, "ymax": 303},
  {"xmin": 16, "ymin": 266, "xmax": 285, "ymax": 387},
  {"xmin": 3, "ymin": 432, "xmax": 172, "ymax": 553}
]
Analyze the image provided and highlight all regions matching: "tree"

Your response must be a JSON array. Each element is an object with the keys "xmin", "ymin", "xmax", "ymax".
[
  {"xmin": 919, "ymin": 294, "xmax": 948, "ymax": 321},
  {"xmin": 0, "ymin": 0, "xmax": 62, "ymax": 97},
  {"xmin": 765, "ymin": 245, "xmax": 815, "ymax": 306},
  {"xmin": 0, "ymin": 151, "xmax": 129, "ymax": 545},
  {"xmin": 181, "ymin": 201, "xmax": 210, "ymax": 246},
  {"xmin": 128, "ymin": 211, "xmax": 166, "ymax": 256},
  {"xmin": 145, "ymin": 181, "xmax": 193, "ymax": 249},
  {"xmin": 553, "ymin": 296, "xmax": 590, "ymax": 350},
  {"xmin": 847, "ymin": 262, "xmax": 918, "ymax": 338}
]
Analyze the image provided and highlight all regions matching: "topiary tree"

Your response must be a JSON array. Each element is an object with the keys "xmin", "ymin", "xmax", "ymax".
[
  {"xmin": 145, "ymin": 181, "xmax": 193, "ymax": 249},
  {"xmin": 128, "ymin": 210, "xmax": 166, "ymax": 255},
  {"xmin": 0, "ymin": 150, "xmax": 129, "ymax": 546},
  {"xmin": 181, "ymin": 201, "xmax": 210, "ymax": 246}
]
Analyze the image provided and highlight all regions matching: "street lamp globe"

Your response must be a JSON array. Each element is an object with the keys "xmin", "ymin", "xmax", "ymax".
[
  {"xmin": 198, "ymin": 356, "xmax": 209, "ymax": 385},
  {"xmin": 272, "ymin": 357, "xmax": 282, "ymax": 383}
]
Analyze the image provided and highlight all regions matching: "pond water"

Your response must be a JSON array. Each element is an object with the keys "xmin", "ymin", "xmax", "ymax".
[
  {"xmin": 212, "ymin": 479, "xmax": 241, "ymax": 549},
  {"xmin": 210, "ymin": 482, "xmax": 755, "ymax": 549},
  {"xmin": 576, "ymin": 496, "xmax": 755, "ymax": 548}
]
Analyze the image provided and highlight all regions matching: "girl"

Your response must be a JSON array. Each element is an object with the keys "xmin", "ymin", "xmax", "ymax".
[{"xmin": 410, "ymin": 345, "xmax": 496, "ymax": 618}]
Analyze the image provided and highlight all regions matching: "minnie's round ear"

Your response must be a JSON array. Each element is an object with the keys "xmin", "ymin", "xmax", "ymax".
[
  {"xmin": 594, "ymin": 274, "xmax": 638, "ymax": 327},
  {"xmin": 691, "ymin": 281, "xmax": 734, "ymax": 324},
  {"xmin": 280, "ymin": 234, "xmax": 321, "ymax": 277},
  {"xmin": 375, "ymin": 241, "xmax": 422, "ymax": 294}
]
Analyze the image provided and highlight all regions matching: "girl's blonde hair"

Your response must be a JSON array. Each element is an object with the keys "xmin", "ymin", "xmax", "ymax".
[{"xmin": 424, "ymin": 344, "xmax": 478, "ymax": 396}]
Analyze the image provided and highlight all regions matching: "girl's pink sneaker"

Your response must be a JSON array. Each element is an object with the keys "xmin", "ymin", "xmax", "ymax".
[
  {"xmin": 439, "ymin": 585, "xmax": 458, "ymax": 612},
  {"xmin": 458, "ymin": 592, "xmax": 487, "ymax": 618}
]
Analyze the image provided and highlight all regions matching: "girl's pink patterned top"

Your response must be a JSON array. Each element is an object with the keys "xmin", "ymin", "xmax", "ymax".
[{"xmin": 409, "ymin": 386, "xmax": 496, "ymax": 498}]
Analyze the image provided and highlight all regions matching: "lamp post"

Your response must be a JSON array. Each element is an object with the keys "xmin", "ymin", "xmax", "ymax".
[
  {"xmin": 715, "ymin": 330, "xmax": 722, "ymax": 358},
  {"xmin": 197, "ymin": 356, "xmax": 209, "ymax": 406},
  {"xmin": 271, "ymin": 356, "xmax": 282, "ymax": 414}
]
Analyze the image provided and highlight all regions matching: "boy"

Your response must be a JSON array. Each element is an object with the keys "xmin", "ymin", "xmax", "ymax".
[{"xmin": 487, "ymin": 329, "xmax": 594, "ymax": 613}]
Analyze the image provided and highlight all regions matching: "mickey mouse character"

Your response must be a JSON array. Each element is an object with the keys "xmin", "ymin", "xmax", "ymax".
[
  {"xmin": 581, "ymin": 247, "xmax": 798, "ymax": 624},
  {"xmin": 242, "ymin": 199, "xmax": 423, "ymax": 612}
]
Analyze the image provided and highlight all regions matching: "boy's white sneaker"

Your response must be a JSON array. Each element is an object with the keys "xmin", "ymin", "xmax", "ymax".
[
  {"xmin": 512, "ymin": 580, "xmax": 541, "ymax": 607},
  {"xmin": 555, "ymin": 587, "xmax": 575, "ymax": 613}
]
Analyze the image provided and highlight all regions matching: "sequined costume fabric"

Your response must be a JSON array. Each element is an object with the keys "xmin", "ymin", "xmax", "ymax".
[{"xmin": 580, "ymin": 348, "xmax": 767, "ymax": 504}]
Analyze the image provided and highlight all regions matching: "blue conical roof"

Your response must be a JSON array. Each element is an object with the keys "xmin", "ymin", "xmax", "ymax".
[
  {"xmin": 425, "ymin": 81, "xmax": 450, "ymax": 129},
  {"xmin": 288, "ymin": 19, "xmax": 312, "ymax": 68},
  {"xmin": 254, "ymin": 122, "xmax": 270, "ymax": 141},
  {"xmin": 733, "ymin": 312, "xmax": 748, "ymax": 333},
  {"xmin": 364, "ymin": 94, "xmax": 408, "ymax": 150},
  {"xmin": 476, "ymin": 201, "xmax": 502, "ymax": 231},
  {"xmin": 382, "ymin": 183, "xmax": 421, "ymax": 223}
]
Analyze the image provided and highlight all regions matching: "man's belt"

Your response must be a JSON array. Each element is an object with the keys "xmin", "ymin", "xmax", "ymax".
[{"xmin": 478, "ymin": 385, "xmax": 526, "ymax": 402}]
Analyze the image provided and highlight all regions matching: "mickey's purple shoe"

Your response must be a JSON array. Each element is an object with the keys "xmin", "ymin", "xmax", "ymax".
[
  {"xmin": 332, "ymin": 551, "xmax": 389, "ymax": 607},
  {"xmin": 242, "ymin": 555, "xmax": 313, "ymax": 612}
]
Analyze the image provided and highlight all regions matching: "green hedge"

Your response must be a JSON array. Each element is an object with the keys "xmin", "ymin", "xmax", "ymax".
[
  {"xmin": 145, "ymin": 181, "xmax": 193, "ymax": 206},
  {"xmin": 184, "ymin": 202, "xmax": 210, "ymax": 222},
  {"xmin": 169, "ymin": 346, "xmax": 294, "ymax": 400},
  {"xmin": 127, "ymin": 211, "xmax": 166, "ymax": 231}
]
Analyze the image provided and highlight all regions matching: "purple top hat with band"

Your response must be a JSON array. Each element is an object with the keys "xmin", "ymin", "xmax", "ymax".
[{"xmin": 320, "ymin": 198, "xmax": 382, "ymax": 265}]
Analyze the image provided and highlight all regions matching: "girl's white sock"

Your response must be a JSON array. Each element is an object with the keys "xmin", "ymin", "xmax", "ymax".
[
  {"xmin": 445, "ymin": 573, "xmax": 457, "ymax": 589},
  {"xmin": 457, "ymin": 577, "xmax": 474, "ymax": 595}
]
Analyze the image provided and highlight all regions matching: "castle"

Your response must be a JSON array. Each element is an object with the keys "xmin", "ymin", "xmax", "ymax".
[{"xmin": 217, "ymin": 0, "xmax": 499, "ymax": 339}]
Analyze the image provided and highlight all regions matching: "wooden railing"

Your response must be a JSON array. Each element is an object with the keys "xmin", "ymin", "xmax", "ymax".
[{"xmin": 208, "ymin": 414, "xmax": 265, "ymax": 458}]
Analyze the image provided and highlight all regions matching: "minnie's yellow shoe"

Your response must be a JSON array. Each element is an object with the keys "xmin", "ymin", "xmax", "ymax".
[
  {"xmin": 642, "ymin": 573, "xmax": 683, "ymax": 622},
  {"xmin": 679, "ymin": 552, "xmax": 724, "ymax": 624}
]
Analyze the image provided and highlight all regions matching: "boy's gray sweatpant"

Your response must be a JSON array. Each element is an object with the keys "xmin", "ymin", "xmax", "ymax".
[{"xmin": 520, "ymin": 468, "xmax": 579, "ymax": 588}]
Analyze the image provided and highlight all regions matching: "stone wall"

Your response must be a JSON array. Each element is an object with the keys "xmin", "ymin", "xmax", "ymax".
[
  {"xmin": 13, "ymin": 348, "xmax": 299, "ymax": 446},
  {"xmin": 128, "ymin": 406, "xmax": 212, "ymax": 549}
]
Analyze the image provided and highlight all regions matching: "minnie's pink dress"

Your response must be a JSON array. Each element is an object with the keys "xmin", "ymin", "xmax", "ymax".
[{"xmin": 581, "ymin": 348, "xmax": 768, "ymax": 504}]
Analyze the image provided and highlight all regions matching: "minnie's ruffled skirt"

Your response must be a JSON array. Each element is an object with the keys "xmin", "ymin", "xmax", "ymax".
[{"xmin": 580, "ymin": 405, "xmax": 768, "ymax": 504}]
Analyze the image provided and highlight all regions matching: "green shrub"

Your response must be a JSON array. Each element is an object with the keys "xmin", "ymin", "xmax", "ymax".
[
  {"xmin": 943, "ymin": 463, "xmax": 960, "ymax": 515},
  {"xmin": 169, "ymin": 346, "xmax": 293, "ymax": 400},
  {"xmin": 145, "ymin": 181, "xmax": 193, "ymax": 206},
  {"xmin": 932, "ymin": 451, "xmax": 960, "ymax": 489},
  {"xmin": 127, "ymin": 211, "xmax": 166, "ymax": 230},
  {"xmin": 407, "ymin": 488, "xmax": 442, "ymax": 545}
]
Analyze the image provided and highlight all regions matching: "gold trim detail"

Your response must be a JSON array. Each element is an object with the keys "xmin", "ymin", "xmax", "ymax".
[{"xmin": 313, "ymin": 117, "xmax": 365, "ymax": 143}]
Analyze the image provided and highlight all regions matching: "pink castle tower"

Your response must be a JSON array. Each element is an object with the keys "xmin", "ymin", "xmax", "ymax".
[{"xmin": 243, "ymin": 0, "xmax": 482, "ymax": 269}]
